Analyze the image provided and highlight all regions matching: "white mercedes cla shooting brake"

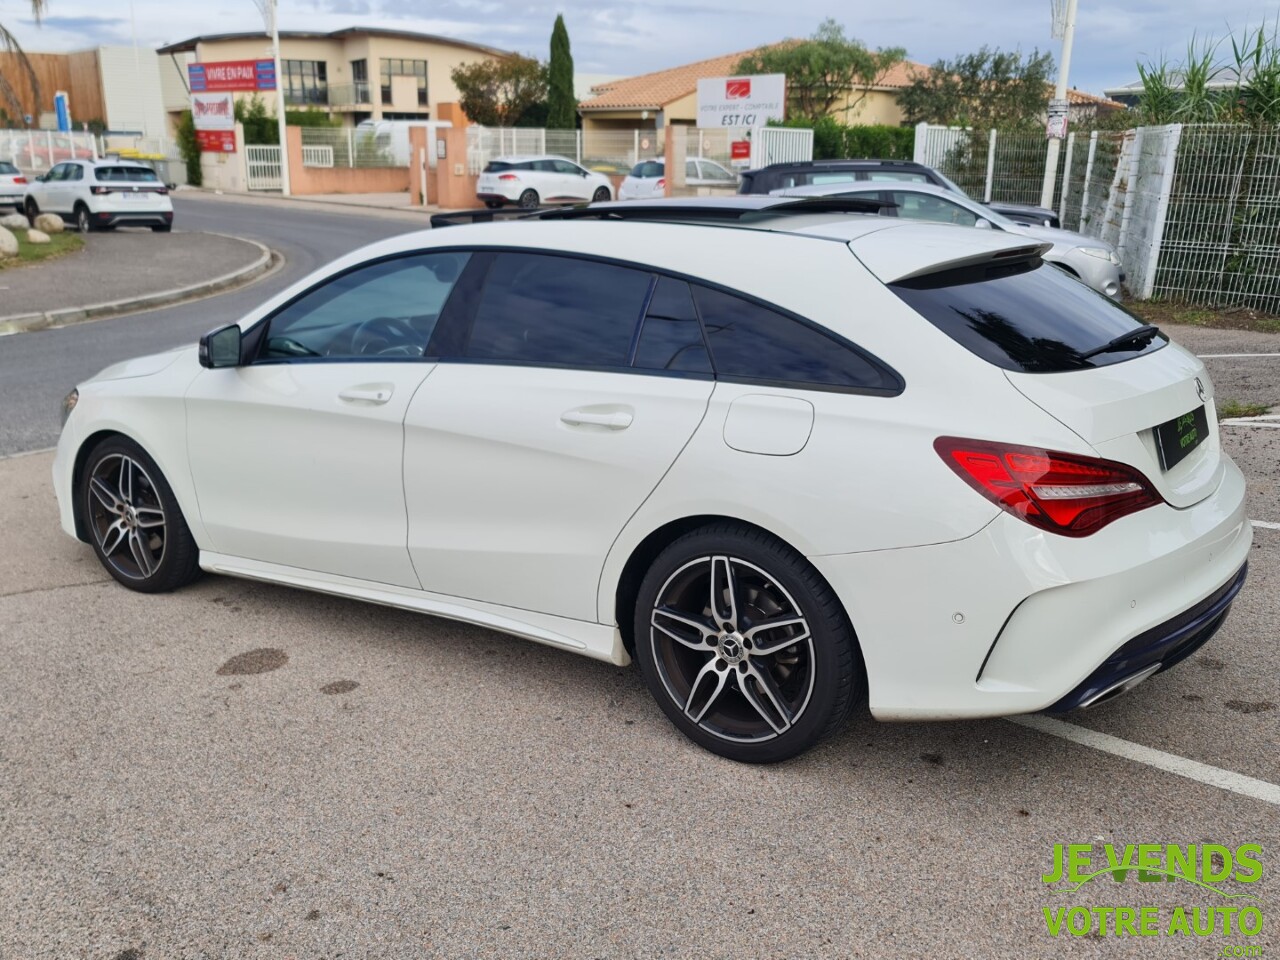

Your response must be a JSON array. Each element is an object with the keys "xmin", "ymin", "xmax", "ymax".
[{"xmin": 53, "ymin": 198, "xmax": 1252, "ymax": 763}]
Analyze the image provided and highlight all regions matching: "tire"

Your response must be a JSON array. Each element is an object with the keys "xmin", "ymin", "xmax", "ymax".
[
  {"xmin": 483, "ymin": 200, "xmax": 503, "ymax": 209},
  {"xmin": 517, "ymin": 189, "xmax": 539, "ymax": 210},
  {"xmin": 80, "ymin": 436, "xmax": 201, "ymax": 593},
  {"xmin": 592, "ymin": 186, "xmax": 611, "ymax": 203},
  {"xmin": 633, "ymin": 522, "xmax": 863, "ymax": 763},
  {"xmin": 24, "ymin": 197, "xmax": 38, "ymax": 226},
  {"xmin": 74, "ymin": 203, "xmax": 93, "ymax": 234},
  {"xmin": 151, "ymin": 224, "xmax": 172, "ymax": 233}
]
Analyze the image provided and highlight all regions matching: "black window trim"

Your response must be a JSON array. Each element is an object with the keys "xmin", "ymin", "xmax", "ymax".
[{"xmin": 238, "ymin": 243, "xmax": 905, "ymax": 396}]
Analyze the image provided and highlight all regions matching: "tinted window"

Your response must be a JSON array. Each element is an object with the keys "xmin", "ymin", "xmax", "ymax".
[
  {"xmin": 865, "ymin": 171, "xmax": 930, "ymax": 183},
  {"xmin": 483, "ymin": 161, "xmax": 512, "ymax": 173},
  {"xmin": 261, "ymin": 252, "xmax": 469, "ymax": 360},
  {"xmin": 0, "ymin": 161, "xmax": 17, "ymax": 174},
  {"xmin": 47, "ymin": 164, "xmax": 70, "ymax": 182},
  {"xmin": 692, "ymin": 286, "xmax": 900, "ymax": 392},
  {"xmin": 633, "ymin": 277, "xmax": 713, "ymax": 375},
  {"xmin": 887, "ymin": 191, "xmax": 980, "ymax": 226},
  {"xmin": 552, "ymin": 159, "xmax": 582, "ymax": 175},
  {"xmin": 533, "ymin": 160, "xmax": 558, "ymax": 173},
  {"xmin": 467, "ymin": 253, "xmax": 651, "ymax": 367},
  {"xmin": 890, "ymin": 259, "xmax": 1166, "ymax": 373},
  {"xmin": 96, "ymin": 166, "xmax": 159, "ymax": 182},
  {"xmin": 698, "ymin": 161, "xmax": 737, "ymax": 182},
  {"xmin": 805, "ymin": 172, "xmax": 858, "ymax": 186},
  {"xmin": 631, "ymin": 160, "xmax": 663, "ymax": 178}
]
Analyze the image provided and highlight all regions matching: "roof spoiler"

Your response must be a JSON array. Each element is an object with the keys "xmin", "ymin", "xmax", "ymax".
[
  {"xmin": 889, "ymin": 242, "xmax": 1053, "ymax": 283},
  {"xmin": 429, "ymin": 208, "xmax": 541, "ymax": 229}
]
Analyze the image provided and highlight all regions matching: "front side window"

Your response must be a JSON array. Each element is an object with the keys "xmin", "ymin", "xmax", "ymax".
[
  {"xmin": 465, "ymin": 253, "xmax": 651, "ymax": 368},
  {"xmin": 692, "ymin": 285, "xmax": 901, "ymax": 392},
  {"xmin": 887, "ymin": 191, "xmax": 980, "ymax": 227},
  {"xmin": 260, "ymin": 252, "xmax": 469, "ymax": 361},
  {"xmin": 552, "ymin": 159, "xmax": 582, "ymax": 175},
  {"xmin": 46, "ymin": 163, "xmax": 70, "ymax": 182}
]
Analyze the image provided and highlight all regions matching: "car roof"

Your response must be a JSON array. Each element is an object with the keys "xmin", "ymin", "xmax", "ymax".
[
  {"xmin": 489, "ymin": 155, "xmax": 572, "ymax": 163},
  {"xmin": 750, "ymin": 159, "xmax": 927, "ymax": 173},
  {"xmin": 774, "ymin": 181, "xmax": 958, "ymax": 200}
]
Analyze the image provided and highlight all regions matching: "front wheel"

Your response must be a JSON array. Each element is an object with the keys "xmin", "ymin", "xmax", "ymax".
[
  {"xmin": 80, "ymin": 437, "xmax": 201, "ymax": 593},
  {"xmin": 517, "ymin": 189, "xmax": 539, "ymax": 210},
  {"xmin": 633, "ymin": 523, "xmax": 863, "ymax": 763},
  {"xmin": 592, "ymin": 186, "xmax": 611, "ymax": 203},
  {"xmin": 24, "ymin": 198, "xmax": 39, "ymax": 226}
]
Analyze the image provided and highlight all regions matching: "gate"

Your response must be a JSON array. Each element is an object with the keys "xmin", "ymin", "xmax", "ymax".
[
  {"xmin": 246, "ymin": 144, "xmax": 282, "ymax": 190},
  {"xmin": 749, "ymin": 127, "xmax": 813, "ymax": 168}
]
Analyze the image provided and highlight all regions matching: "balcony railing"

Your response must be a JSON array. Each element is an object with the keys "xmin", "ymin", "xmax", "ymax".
[
  {"xmin": 283, "ymin": 87, "xmax": 329, "ymax": 107},
  {"xmin": 327, "ymin": 82, "xmax": 371, "ymax": 107}
]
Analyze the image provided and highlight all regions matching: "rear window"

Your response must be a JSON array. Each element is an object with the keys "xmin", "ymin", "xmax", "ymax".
[
  {"xmin": 484, "ymin": 161, "xmax": 513, "ymax": 173},
  {"xmin": 630, "ymin": 160, "xmax": 664, "ymax": 178},
  {"xmin": 0, "ymin": 161, "xmax": 17, "ymax": 175},
  {"xmin": 890, "ymin": 259, "xmax": 1166, "ymax": 373},
  {"xmin": 95, "ymin": 166, "xmax": 159, "ymax": 182}
]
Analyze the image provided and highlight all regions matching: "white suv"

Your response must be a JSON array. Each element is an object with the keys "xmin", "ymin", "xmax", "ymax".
[
  {"xmin": 24, "ymin": 159, "xmax": 174, "ymax": 233},
  {"xmin": 476, "ymin": 155, "xmax": 614, "ymax": 209}
]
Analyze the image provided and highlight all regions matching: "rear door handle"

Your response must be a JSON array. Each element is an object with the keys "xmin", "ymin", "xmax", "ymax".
[
  {"xmin": 560, "ymin": 409, "xmax": 633, "ymax": 430},
  {"xmin": 338, "ymin": 385, "xmax": 393, "ymax": 405}
]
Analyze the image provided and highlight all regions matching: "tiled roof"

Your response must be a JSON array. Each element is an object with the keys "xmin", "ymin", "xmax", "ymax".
[
  {"xmin": 1064, "ymin": 87, "xmax": 1127, "ymax": 109},
  {"xmin": 580, "ymin": 46, "xmax": 932, "ymax": 111}
]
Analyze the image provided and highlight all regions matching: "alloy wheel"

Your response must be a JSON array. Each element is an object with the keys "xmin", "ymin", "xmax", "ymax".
[
  {"xmin": 86, "ymin": 453, "xmax": 167, "ymax": 580},
  {"xmin": 649, "ymin": 555, "xmax": 815, "ymax": 743},
  {"xmin": 76, "ymin": 207, "xmax": 91, "ymax": 233}
]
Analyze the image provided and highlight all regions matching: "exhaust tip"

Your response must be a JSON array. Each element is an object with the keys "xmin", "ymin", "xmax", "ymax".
[{"xmin": 1077, "ymin": 662, "xmax": 1162, "ymax": 709}]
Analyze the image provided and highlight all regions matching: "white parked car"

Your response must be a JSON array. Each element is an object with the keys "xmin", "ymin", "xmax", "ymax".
[
  {"xmin": 476, "ymin": 155, "xmax": 613, "ymax": 209},
  {"xmin": 773, "ymin": 180, "xmax": 1125, "ymax": 298},
  {"xmin": 53, "ymin": 197, "xmax": 1250, "ymax": 763},
  {"xmin": 23, "ymin": 159, "xmax": 174, "ymax": 233},
  {"xmin": 0, "ymin": 160, "xmax": 28, "ymax": 209},
  {"xmin": 618, "ymin": 157, "xmax": 740, "ymax": 200}
]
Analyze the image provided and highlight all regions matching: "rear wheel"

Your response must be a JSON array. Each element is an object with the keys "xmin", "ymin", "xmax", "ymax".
[
  {"xmin": 517, "ymin": 189, "xmax": 539, "ymax": 210},
  {"xmin": 80, "ymin": 437, "xmax": 201, "ymax": 593},
  {"xmin": 633, "ymin": 522, "xmax": 863, "ymax": 763},
  {"xmin": 592, "ymin": 186, "xmax": 611, "ymax": 203},
  {"xmin": 74, "ymin": 203, "xmax": 93, "ymax": 233}
]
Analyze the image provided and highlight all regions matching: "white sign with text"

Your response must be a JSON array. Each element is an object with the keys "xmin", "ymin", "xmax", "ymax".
[
  {"xmin": 696, "ymin": 74, "xmax": 786, "ymax": 128},
  {"xmin": 192, "ymin": 92, "xmax": 235, "ymax": 131}
]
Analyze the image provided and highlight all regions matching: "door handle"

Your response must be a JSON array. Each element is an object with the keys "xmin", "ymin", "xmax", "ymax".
[
  {"xmin": 338, "ymin": 385, "xmax": 393, "ymax": 404},
  {"xmin": 560, "ymin": 409, "xmax": 633, "ymax": 430}
]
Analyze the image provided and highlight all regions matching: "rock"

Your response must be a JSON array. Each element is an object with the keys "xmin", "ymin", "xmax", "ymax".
[
  {"xmin": 0, "ymin": 212, "xmax": 27, "ymax": 230},
  {"xmin": 25, "ymin": 229, "xmax": 50, "ymax": 244},
  {"xmin": 32, "ymin": 213, "xmax": 64, "ymax": 234},
  {"xmin": 0, "ymin": 225, "xmax": 17, "ymax": 257}
]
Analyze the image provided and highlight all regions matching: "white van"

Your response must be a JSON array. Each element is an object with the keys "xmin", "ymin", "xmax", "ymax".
[{"xmin": 355, "ymin": 120, "xmax": 452, "ymax": 166}]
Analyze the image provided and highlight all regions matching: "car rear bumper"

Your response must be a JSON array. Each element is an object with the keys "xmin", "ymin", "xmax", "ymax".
[
  {"xmin": 810, "ymin": 454, "xmax": 1252, "ymax": 720},
  {"xmin": 94, "ymin": 209, "xmax": 173, "ymax": 227}
]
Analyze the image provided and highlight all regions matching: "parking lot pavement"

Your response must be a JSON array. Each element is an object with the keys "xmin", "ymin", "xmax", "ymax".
[
  {"xmin": 1162, "ymin": 324, "xmax": 1280, "ymax": 413},
  {"xmin": 3, "ymin": 428, "xmax": 1279, "ymax": 958}
]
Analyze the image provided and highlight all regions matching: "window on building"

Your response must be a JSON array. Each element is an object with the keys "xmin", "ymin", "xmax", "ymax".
[
  {"xmin": 350, "ymin": 59, "xmax": 369, "ymax": 103},
  {"xmin": 283, "ymin": 60, "xmax": 328, "ymax": 106},
  {"xmin": 380, "ymin": 58, "xmax": 429, "ymax": 106}
]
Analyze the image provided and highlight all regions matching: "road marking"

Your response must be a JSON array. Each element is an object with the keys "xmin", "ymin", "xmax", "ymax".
[
  {"xmin": 1199, "ymin": 353, "xmax": 1280, "ymax": 358},
  {"xmin": 1252, "ymin": 520, "xmax": 1280, "ymax": 531},
  {"xmin": 1009, "ymin": 715, "xmax": 1280, "ymax": 807},
  {"xmin": 0, "ymin": 445, "xmax": 56, "ymax": 460}
]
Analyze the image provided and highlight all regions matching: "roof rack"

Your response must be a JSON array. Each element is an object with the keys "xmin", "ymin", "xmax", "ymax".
[{"xmin": 429, "ymin": 195, "xmax": 894, "ymax": 229}]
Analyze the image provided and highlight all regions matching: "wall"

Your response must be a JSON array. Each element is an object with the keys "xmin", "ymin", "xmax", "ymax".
[
  {"xmin": 98, "ymin": 46, "xmax": 168, "ymax": 137},
  {"xmin": 0, "ymin": 51, "xmax": 104, "ymax": 125},
  {"xmin": 836, "ymin": 88, "xmax": 906, "ymax": 127},
  {"xmin": 430, "ymin": 127, "xmax": 475, "ymax": 208},
  {"xmin": 200, "ymin": 122, "xmax": 248, "ymax": 192},
  {"xmin": 66, "ymin": 51, "xmax": 106, "ymax": 123}
]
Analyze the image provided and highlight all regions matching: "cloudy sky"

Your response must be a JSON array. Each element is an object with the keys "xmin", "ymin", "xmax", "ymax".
[{"xmin": 6, "ymin": 0, "xmax": 1279, "ymax": 95}]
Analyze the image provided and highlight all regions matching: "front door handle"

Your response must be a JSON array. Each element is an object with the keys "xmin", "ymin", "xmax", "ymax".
[
  {"xmin": 338, "ymin": 384, "xmax": 393, "ymax": 405},
  {"xmin": 560, "ymin": 409, "xmax": 633, "ymax": 430}
]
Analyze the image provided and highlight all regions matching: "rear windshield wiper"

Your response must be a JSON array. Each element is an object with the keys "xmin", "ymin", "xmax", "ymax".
[{"xmin": 1079, "ymin": 323, "xmax": 1162, "ymax": 360}]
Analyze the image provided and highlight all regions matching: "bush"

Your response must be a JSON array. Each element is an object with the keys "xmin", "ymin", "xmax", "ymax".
[
  {"xmin": 175, "ymin": 110, "xmax": 202, "ymax": 187},
  {"xmin": 772, "ymin": 117, "xmax": 915, "ymax": 160}
]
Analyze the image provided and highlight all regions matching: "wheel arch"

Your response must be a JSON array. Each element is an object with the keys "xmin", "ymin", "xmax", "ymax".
[{"xmin": 70, "ymin": 429, "xmax": 134, "ymax": 541}]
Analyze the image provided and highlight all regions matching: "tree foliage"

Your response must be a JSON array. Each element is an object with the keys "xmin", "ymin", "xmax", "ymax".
[
  {"xmin": 735, "ymin": 19, "xmax": 905, "ymax": 123},
  {"xmin": 898, "ymin": 47, "xmax": 1056, "ymax": 129},
  {"xmin": 175, "ymin": 109, "xmax": 202, "ymax": 187},
  {"xmin": 452, "ymin": 55, "xmax": 549, "ymax": 127},
  {"xmin": 235, "ymin": 95, "xmax": 340, "ymax": 144},
  {"xmin": 547, "ymin": 14, "xmax": 576, "ymax": 129},
  {"xmin": 0, "ymin": 0, "xmax": 48, "ymax": 119},
  {"xmin": 1138, "ymin": 22, "xmax": 1280, "ymax": 125}
]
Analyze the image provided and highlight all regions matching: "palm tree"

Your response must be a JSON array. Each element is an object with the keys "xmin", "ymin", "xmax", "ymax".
[{"xmin": 1, "ymin": 1, "xmax": 48, "ymax": 123}]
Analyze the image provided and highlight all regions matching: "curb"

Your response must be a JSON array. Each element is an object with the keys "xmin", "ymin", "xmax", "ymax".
[
  {"xmin": 180, "ymin": 187, "xmax": 439, "ymax": 217},
  {"xmin": 0, "ymin": 234, "xmax": 278, "ymax": 336}
]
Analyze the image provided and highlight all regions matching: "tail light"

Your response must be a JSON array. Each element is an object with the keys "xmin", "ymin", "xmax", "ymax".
[
  {"xmin": 657, "ymin": 178, "xmax": 666, "ymax": 189},
  {"xmin": 91, "ymin": 185, "xmax": 112, "ymax": 195},
  {"xmin": 498, "ymin": 174, "xmax": 519, "ymax": 181},
  {"xmin": 934, "ymin": 437, "xmax": 1163, "ymax": 537},
  {"xmin": 14, "ymin": 176, "xmax": 26, "ymax": 184},
  {"xmin": 156, "ymin": 187, "xmax": 169, "ymax": 195}
]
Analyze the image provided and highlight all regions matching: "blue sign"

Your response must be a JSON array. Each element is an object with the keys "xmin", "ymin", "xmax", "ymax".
[{"xmin": 54, "ymin": 91, "xmax": 71, "ymax": 132}]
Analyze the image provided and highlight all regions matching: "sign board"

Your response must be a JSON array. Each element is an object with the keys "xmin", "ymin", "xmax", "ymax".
[
  {"xmin": 730, "ymin": 140, "xmax": 751, "ymax": 166},
  {"xmin": 1046, "ymin": 97, "xmax": 1069, "ymax": 139},
  {"xmin": 189, "ymin": 60, "xmax": 277, "ymax": 92},
  {"xmin": 192, "ymin": 92, "xmax": 236, "ymax": 131},
  {"xmin": 196, "ymin": 129, "xmax": 237, "ymax": 153},
  {"xmin": 696, "ymin": 74, "xmax": 786, "ymax": 128},
  {"xmin": 54, "ymin": 91, "xmax": 71, "ymax": 132}
]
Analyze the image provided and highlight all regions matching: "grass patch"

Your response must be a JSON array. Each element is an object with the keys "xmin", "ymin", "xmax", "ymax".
[
  {"xmin": 1217, "ymin": 399, "xmax": 1272, "ymax": 420},
  {"xmin": 0, "ymin": 230, "xmax": 84, "ymax": 270},
  {"xmin": 1128, "ymin": 299, "xmax": 1280, "ymax": 334}
]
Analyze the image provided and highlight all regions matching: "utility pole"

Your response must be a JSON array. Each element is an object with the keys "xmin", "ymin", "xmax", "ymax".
[
  {"xmin": 1039, "ymin": 0, "xmax": 1078, "ymax": 210},
  {"xmin": 256, "ymin": 0, "xmax": 291, "ymax": 195}
]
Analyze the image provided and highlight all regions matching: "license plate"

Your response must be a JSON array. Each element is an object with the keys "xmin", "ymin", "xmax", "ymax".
[{"xmin": 1154, "ymin": 404, "xmax": 1209, "ymax": 471}]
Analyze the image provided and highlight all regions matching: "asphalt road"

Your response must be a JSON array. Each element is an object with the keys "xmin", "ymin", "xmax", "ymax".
[
  {"xmin": 1, "ymin": 195, "xmax": 1278, "ymax": 957},
  {"xmin": 0, "ymin": 194, "xmax": 427, "ymax": 456}
]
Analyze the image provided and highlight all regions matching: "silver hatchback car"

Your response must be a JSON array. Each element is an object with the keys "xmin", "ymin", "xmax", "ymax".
[{"xmin": 773, "ymin": 181, "xmax": 1125, "ymax": 298}]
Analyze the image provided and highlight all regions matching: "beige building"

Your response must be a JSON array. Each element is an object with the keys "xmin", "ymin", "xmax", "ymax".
[
  {"xmin": 156, "ymin": 27, "xmax": 509, "ymax": 131},
  {"xmin": 578, "ymin": 47, "xmax": 926, "ymax": 135}
]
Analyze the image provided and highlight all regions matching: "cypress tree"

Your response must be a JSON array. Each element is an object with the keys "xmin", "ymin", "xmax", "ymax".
[{"xmin": 548, "ymin": 14, "xmax": 576, "ymax": 129}]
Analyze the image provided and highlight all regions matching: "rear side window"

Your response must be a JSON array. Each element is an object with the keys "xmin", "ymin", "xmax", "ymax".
[
  {"xmin": 865, "ymin": 171, "xmax": 930, "ymax": 183},
  {"xmin": 0, "ymin": 161, "xmax": 18, "ymax": 174},
  {"xmin": 466, "ymin": 253, "xmax": 651, "ymax": 367},
  {"xmin": 633, "ymin": 277, "xmax": 713, "ymax": 375},
  {"xmin": 691, "ymin": 286, "xmax": 902, "ymax": 393},
  {"xmin": 631, "ymin": 160, "xmax": 663, "ymax": 178},
  {"xmin": 890, "ymin": 259, "xmax": 1166, "ymax": 373}
]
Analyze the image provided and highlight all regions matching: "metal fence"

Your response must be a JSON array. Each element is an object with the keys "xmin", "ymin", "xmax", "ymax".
[
  {"xmin": 0, "ymin": 129, "xmax": 99, "ymax": 169},
  {"xmin": 917, "ymin": 121, "xmax": 1280, "ymax": 310},
  {"xmin": 465, "ymin": 127, "xmax": 668, "ymax": 176},
  {"xmin": 299, "ymin": 127, "xmax": 404, "ymax": 168}
]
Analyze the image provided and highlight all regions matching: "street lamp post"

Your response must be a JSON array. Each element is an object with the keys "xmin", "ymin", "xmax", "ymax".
[
  {"xmin": 1039, "ymin": 0, "xmax": 1078, "ymax": 210},
  {"xmin": 254, "ymin": 0, "xmax": 291, "ymax": 195}
]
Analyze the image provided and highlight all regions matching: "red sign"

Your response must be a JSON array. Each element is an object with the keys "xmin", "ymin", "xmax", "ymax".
[
  {"xmin": 188, "ymin": 59, "xmax": 277, "ymax": 92},
  {"xmin": 725, "ymin": 78, "xmax": 752, "ymax": 99},
  {"xmin": 731, "ymin": 140, "xmax": 751, "ymax": 160},
  {"xmin": 196, "ymin": 129, "xmax": 237, "ymax": 153}
]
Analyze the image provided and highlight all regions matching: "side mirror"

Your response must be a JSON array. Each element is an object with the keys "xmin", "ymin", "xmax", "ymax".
[
  {"xmin": 974, "ymin": 218, "xmax": 993, "ymax": 230},
  {"xmin": 199, "ymin": 324, "xmax": 242, "ymax": 368}
]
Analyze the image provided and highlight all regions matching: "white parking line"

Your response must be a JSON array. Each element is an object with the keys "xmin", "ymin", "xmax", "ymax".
[
  {"xmin": 1199, "ymin": 353, "xmax": 1280, "ymax": 358},
  {"xmin": 1253, "ymin": 520, "xmax": 1280, "ymax": 531},
  {"xmin": 1009, "ymin": 715, "xmax": 1280, "ymax": 807}
]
